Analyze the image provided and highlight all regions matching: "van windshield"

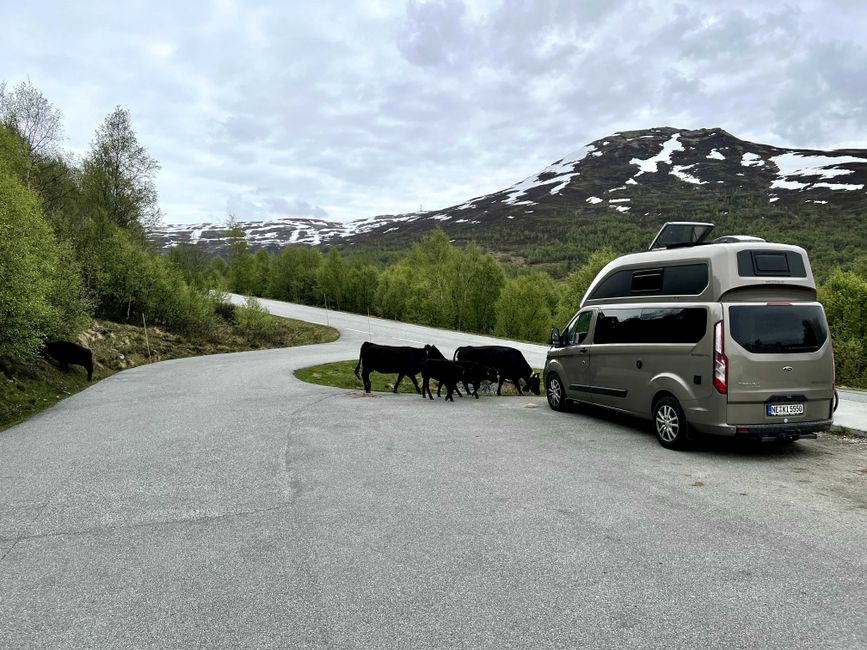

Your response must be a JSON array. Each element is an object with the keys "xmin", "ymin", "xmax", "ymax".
[{"xmin": 729, "ymin": 305, "xmax": 828, "ymax": 354}]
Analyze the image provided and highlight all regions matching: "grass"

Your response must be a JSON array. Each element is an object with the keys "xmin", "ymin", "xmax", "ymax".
[
  {"xmin": 295, "ymin": 359, "xmax": 545, "ymax": 397},
  {"xmin": 0, "ymin": 314, "xmax": 338, "ymax": 432}
]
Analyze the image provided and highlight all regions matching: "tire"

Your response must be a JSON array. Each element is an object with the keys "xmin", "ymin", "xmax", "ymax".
[
  {"xmin": 546, "ymin": 372, "xmax": 566, "ymax": 412},
  {"xmin": 653, "ymin": 397, "xmax": 689, "ymax": 450}
]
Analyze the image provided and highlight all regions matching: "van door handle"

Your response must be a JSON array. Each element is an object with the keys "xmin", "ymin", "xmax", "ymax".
[
  {"xmin": 636, "ymin": 359, "xmax": 643, "ymax": 369},
  {"xmin": 579, "ymin": 348, "xmax": 589, "ymax": 354}
]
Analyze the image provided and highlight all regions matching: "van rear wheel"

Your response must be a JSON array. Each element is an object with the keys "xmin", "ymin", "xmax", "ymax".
[
  {"xmin": 546, "ymin": 373, "xmax": 566, "ymax": 411},
  {"xmin": 653, "ymin": 397, "xmax": 689, "ymax": 450}
]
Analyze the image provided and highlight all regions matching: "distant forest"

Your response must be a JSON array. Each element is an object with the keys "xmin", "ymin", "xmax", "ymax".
[{"xmin": 2, "ymin": 80, "xmax": 865, "ymax": 388}]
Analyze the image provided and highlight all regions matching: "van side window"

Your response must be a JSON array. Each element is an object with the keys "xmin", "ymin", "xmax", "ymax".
[
  {"xmin": 594, "ymin": 308, "xmax": 707, "ymax": 344},
  {"xmin": 590, "ymin": 264, "xmax": 708, "ymax": 299},
  {"xmin": 563, "ymin": 311, "xmax": 592, "ymax": 345}
]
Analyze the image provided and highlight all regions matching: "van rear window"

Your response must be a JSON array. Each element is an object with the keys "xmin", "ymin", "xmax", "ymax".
[{"xmin": 729, "ymin": 305, "xmax": 827, "ymax": 353}]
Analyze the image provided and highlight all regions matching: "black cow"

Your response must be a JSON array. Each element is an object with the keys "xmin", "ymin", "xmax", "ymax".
[
  {"xmin": 41, "ymin": 341, "xmax": 94, "ymax": 381},
  {"xmin": 421, "ymin": 359, "xmax": 467, "ymax": 402},
  {"xmin": 437, "ymin": 360, "xmax": 498, "ymax": 399},
  {"xmin": 354, "ymin": 342, "xmax": 445, "ymax": 393},
  {"xmin": 454, "ymin": 345, "xmax": 540, "ymax": 396}
]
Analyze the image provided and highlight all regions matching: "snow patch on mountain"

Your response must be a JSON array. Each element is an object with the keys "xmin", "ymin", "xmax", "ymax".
[
  {"xmin": 671, "ymin": 164, "xmax": 706, "ymax": 184},
  {"xmin": 502, "ymin": 144, "xmax": 597, "ymax": 204},
  {"xmin": 630, "ymin": 134, "xmax": 683, "ymax": 174}
]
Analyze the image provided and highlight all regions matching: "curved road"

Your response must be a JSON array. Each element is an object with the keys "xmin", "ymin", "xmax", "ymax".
[{"xmin": 1, "ymin": 298, "xmax": 865, "ymax": 648}]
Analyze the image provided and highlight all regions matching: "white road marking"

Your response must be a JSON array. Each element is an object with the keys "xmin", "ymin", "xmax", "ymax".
[{"xmin": 347, "ymin": 328, "xmax": 368, "ymax": 334}]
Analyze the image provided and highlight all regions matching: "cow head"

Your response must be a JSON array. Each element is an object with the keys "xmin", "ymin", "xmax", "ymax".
[
  {"xmin": 425, "ymin": 344, "xmax": 446, "ymax": 360},
  {"xmin": 525, "ymin": 372, "xmax": 541, "ymax": 395}
]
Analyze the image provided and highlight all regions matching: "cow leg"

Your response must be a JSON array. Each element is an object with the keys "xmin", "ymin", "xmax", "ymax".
[
  {"xmin": 408, "ymin": 374, "xmax": 422, "ymax": 394},
  {"xmin": 446, "ymin": 383, "xmax": 455, "ymax": 402},
  {"xmin": 497, "ymin": 376, "xmax": 505, "ymax": 395},
  {"xmin": 436, "ymin": 381, "xmax": 443, "ymax": 397},
  {"xmin": 393, "ymin": 373, "xmax": 404, "ymax": 393},
  {"xmin": 422, "ymin": 376, "xmax": 432, "ymax": 400},
  {"xmin": 513, "ymin": 377, "xmax": 524, "ymax": 396},
  {"xmin": 362, "ymin": 370, "xmax": 372, "ymax": 393}
]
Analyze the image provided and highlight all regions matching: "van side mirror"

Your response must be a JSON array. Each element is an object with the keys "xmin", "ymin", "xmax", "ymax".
[{"xmin": 551, "ymin": 327, "xmax": 562, "ymax": 347}]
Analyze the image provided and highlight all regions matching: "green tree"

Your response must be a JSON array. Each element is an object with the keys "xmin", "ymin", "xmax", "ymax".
[
  {"xmin": 168, "ymin": 241, "xmax": 211, "ymax": 289},
  {"xmin": 453, "ymin": 242, "xmax": 505, "ymax": 333},
  {"xmin": 375, "ymin": 261, "xmax": 415, "ymax": 320},
  {"xmin": 0, "ymin": 123, "xmax": 30, "ymax": 181},
  {"xmin": 0, "ymin": 168, "xmax": 61, "ymax": 359},
  {"xmin": 494, "ymin": 272, "xmax": 560, "ymax": 342},
  {"xmin": 251, "ymin": 249, "xmax": 271, "ymax": 296},
  {"xmin": 268, "ymin": 246, "xmax": 321, "ymax": 303},
  {"xmin": 224, "ymin": 218, "xmax": 255, "ymax": 294},
  {"xmin": 345, "ymin": 260, "xmax": 381, "ymax": 313},
  {"xmin": 318, "ymin": 247, "xmax": 349, "ymax": 310},
  {"xmin": 81, "ymin": 106, "xmax": 161, "ymax": 232},
  {"xmin": 0, "ymin": 80, "xmax": 63, "ymax": 166},
  {"xmin": 555, "ymin": 247, "xmax": 617, "ymax": 326}
]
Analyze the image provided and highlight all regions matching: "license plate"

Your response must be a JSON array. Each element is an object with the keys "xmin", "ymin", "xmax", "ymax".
[{"xmin": 767, "ymin": 403, "xmax": 805, "ymax": 417}]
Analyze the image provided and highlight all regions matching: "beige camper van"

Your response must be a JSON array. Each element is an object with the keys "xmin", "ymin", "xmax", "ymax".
[{"xmin": 544, "ymin": 222, "xmax": 835, "ymax": 449}]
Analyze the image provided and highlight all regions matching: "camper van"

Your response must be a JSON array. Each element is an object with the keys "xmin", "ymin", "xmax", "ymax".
[{"xmin": 544, "ymin": 222, "xmax": 835, "ymax": 449}]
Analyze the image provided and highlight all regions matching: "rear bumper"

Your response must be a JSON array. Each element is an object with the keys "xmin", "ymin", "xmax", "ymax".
[
  {"xmin": 693, "ymin": 418, "xmax": 833, "ymax": 441},
  {"xmin": 734, "ymin": 419, "xmax": 832, "ymax": 442}
]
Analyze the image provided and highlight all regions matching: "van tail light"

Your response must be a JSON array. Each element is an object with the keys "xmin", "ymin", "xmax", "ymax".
[{"xmin": 713, "ymin": 320, "xmax": 727, "ymax": 394}]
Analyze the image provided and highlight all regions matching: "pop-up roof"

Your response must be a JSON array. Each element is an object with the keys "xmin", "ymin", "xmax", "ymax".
[{"xmin": 649, "ymin": 222, "xmax": 715, "ymax": 250}]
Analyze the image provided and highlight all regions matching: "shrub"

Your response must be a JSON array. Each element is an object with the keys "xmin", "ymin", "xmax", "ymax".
[
  {"xmin": 818, "ymin": 269, "xmax": 867, "ymax": 388},
  {"xmin": 212, "ymin": 296, "xmax": 237, "ymax": 323},
  {"xmin": 234, "ymin": 296, "xmax": 278, "ymax": 342}
]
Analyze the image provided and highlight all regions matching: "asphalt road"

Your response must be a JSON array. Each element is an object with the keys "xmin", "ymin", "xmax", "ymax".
[{"xmin": 1, "ymin": 298, "xmax": 865, "ymax": 648}]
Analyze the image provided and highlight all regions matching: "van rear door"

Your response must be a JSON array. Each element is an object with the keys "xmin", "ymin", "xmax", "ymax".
[{"xmin": 723, "ymin": 302, "xmax": 834, "ymax": 425}]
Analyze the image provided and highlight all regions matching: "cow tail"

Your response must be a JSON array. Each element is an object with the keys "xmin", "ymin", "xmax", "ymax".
[{"xmin": 354, "ymin": 353, "xmax": 362, "ymax": 379}]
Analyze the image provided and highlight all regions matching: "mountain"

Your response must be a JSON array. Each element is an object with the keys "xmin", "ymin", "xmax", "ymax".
[{"xmin": 149, "ymin": 127, "xmax": 867, "ymax": 264}]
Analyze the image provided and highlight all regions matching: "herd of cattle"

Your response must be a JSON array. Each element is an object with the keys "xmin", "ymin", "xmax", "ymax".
[{"xmin": 354, "ymin": 342, "xmax": 541, "ymax": 401}]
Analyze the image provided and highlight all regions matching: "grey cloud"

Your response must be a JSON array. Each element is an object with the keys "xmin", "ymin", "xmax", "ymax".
[
  {"xmin": 772, "ymin": 40, "xmax": 867, "ymax": 147},
  {"xmin": 227, "ymin": 191, "xmax": 329, "ymax": 221},
  {"xmin": 221, "ymin": 115, "xmax": 272, "ymax": 142},
  {"xmin": 397, "ymin": 0, "xmax": 471, "ymax": 67}
]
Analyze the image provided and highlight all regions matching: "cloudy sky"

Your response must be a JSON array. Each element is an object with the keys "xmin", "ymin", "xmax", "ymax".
[{"xmin": 5, "ymin": 0, "xmax": 867, "ymax": 225}]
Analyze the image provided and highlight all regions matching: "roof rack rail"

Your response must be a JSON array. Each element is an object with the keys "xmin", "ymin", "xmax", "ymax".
[{"xmin": 712, "ymin": 235, "xmax": 766, "ymax": 244}]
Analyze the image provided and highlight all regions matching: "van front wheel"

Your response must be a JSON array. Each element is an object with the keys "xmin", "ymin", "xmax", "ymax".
[
  {"xmin": 546, "ymin": 373, "xmax": 566, "ymax": 411},
  {"xmin": 653, "ymin": 397, "xmax": 689, "ymax": 450}
]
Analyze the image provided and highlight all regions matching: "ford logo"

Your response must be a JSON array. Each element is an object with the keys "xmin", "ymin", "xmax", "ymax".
[{"xmin": 782, "ymin": 366, "xmax": 793, "ymax": 372}]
